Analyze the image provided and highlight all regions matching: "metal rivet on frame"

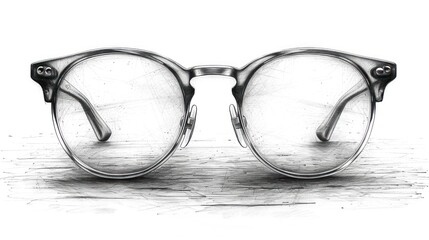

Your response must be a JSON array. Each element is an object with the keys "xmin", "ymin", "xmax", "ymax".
[
  {"xmin": 45, "ymin": 67, "xmax": 52, "ymax": 76},
  {"xmin": 36, "ymin": 66, "xmax": 45, "ymax": 75},
  {"xmin": 375, "ymin": 65, "xmax": 392, "ymax": 77}
]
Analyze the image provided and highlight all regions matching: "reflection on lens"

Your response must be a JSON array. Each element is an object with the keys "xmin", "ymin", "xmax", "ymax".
[
  {"xmin": 55, "ymin": 53, "xmax": 185, "ymax": 175},
  {"xmin": 242, "ymin": 54, "xmax": 372, "ymax": 175}
]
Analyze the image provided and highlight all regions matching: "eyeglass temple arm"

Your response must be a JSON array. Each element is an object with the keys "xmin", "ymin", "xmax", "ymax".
[
  {"xmin": 59, "ymin": 80, "xmax": 112, "ymax": 142},
  {"xmin": 316, "ymin": 81, "xmax": 367, "ymax": 142}
]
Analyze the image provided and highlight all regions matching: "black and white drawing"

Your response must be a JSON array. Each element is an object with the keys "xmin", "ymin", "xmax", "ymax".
[
  {"xmin": 30, "ymin": 48, "xmax": 396, "ymax": 179},
  {"xmin": 1, "ymin": 1, "xmax": 428, "ymax": 239}
]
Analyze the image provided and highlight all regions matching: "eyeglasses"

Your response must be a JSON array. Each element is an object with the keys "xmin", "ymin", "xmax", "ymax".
[{"xmin": 31, "ymin": 48, "xmax": 396, "ymax": 179}]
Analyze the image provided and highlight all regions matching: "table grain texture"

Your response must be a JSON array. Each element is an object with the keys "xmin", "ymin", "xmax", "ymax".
[{"xmin": 1, "ymin": 132, "xmax": 428, "ymax": 215}]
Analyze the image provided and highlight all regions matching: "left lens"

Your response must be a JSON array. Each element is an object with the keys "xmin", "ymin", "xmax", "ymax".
[
  {"xmin": 241, "ymin": 53, "xmax": 373, "ymax": 177},
  {"xmin": 54, "ymin": 53, "xmax": 185, "ymax": 176}
]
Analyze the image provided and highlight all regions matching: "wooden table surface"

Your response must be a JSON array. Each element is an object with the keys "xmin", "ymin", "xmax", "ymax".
[{"xmin": 1, "ymin": 132, "xmax": 428, "ymax": 215}]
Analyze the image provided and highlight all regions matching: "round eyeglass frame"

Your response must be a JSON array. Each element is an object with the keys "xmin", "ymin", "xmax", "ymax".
[
  {"xmin": 32, "ymin": 47, "xmax": 394, "ymax": 179},
  {"xmin": 51, "ymin": 49, "xmax": 194, "ymax": 179},
  {"xmin": 235, "ymin": 52, "xmax": 376, "ymax": 179}
]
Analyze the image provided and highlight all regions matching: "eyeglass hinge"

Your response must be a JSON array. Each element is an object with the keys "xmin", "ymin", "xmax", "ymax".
[
  {"xmin": 370, "ymin": 64, "xmax": 397, "ymax": 102},
  {"xmin": 31, "ymin": 64, "xmax": 59, "ymax": 102}
]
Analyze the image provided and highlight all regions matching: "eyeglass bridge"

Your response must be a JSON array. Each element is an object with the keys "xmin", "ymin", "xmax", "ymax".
[{"xmin": 190, "ymin": 65, "xmax": 237, "ymax": 78}]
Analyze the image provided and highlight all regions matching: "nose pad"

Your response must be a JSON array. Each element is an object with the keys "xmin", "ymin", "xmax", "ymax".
[
  {"xmin": 229, "ymin": 104, "xmax": 247, "ymax": 148},
  {"xmin": 180, "ymin": 105, "xmax": 197, "ymax": 148}
]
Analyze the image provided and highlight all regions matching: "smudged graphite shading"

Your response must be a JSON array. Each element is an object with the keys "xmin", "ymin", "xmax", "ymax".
[{"xmin": 0, "ymin": 133, "xmax": 428, "ymax": 215}]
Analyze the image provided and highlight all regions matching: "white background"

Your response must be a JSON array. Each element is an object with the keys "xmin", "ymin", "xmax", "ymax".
[{"xmin": 1, "ymin": 0, "xmax": 428, "ymax": 239}]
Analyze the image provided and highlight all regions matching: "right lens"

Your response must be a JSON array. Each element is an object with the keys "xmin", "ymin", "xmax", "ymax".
[
  {"xmin": 54, "ymin": 53, "xmax": 185, "ymax": 176},
  {"xmin": 241, "ymin": 53, "xmax": 373, "ymax": 176}
]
